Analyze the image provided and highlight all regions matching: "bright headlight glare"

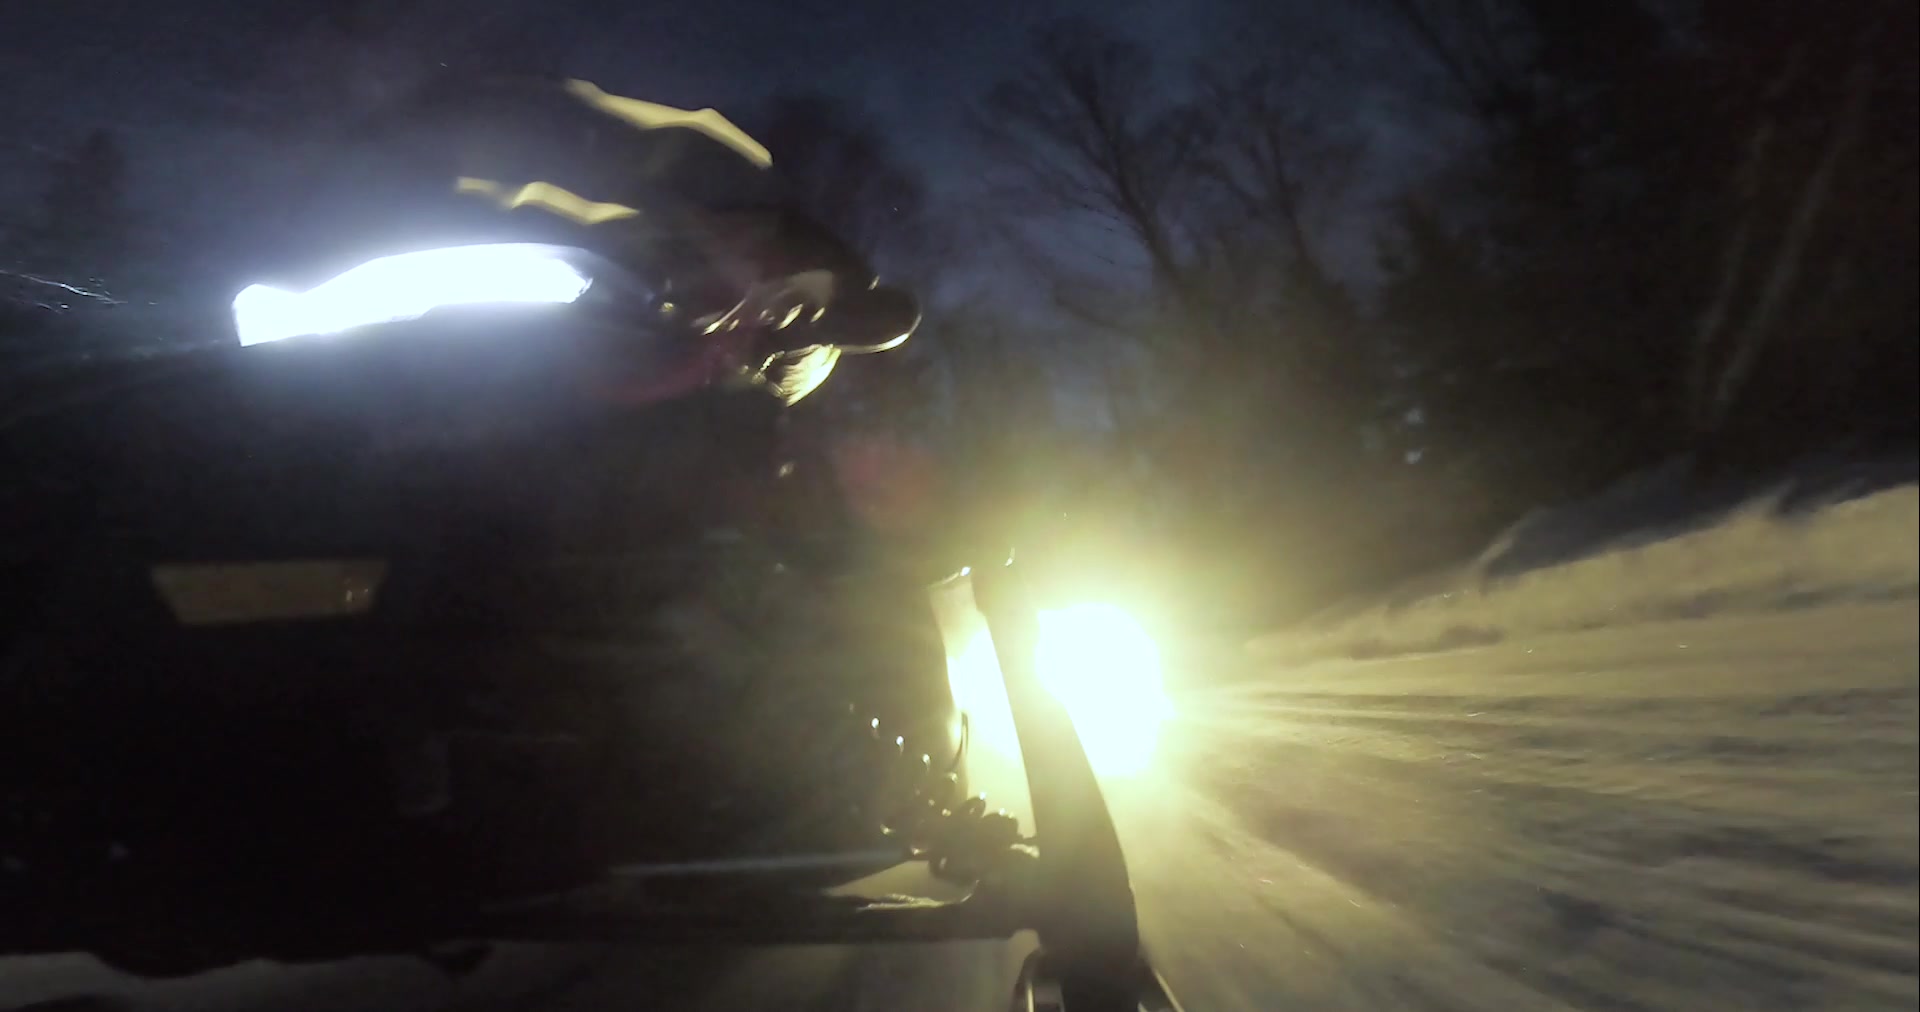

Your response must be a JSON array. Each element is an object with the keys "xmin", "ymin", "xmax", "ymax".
[
  {"xmin": 232, "ymin": 244, "xmax": 592, "ymax": 347},
  {"xmin": 1035, "ymin": 603, "xmax": 1172, "ymax": 777}
]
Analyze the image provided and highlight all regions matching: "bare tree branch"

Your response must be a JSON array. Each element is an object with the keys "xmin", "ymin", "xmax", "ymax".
[
  {"xmin": 1366, "ymin": 0, "xmax": 1535, "ymax": 126},
  {"xmin": 970, "ymin": 19, "xmax": 1205, "ymax": 311}
]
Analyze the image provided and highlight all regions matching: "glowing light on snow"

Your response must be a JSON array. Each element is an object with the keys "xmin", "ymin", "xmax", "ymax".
[
  {"xmin": 1036, "ymin": 603, "xmax": 1172, "ymax": 777},
  {"xmin": 232, "ymin": 244, "xmax": 591, "ymax": 347}
]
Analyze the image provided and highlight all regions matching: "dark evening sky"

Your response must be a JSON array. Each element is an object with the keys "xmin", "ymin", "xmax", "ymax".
[
  {"xmin": 5, "ymin": 1, "xmax": 1333, "ymax": 117},
  {"xmin": 4, "ymin": 2, "xmax": 1432, "ymax": 175},
  {"xmin": 3, "ymin": 0, "xmax": 1451, "ymax": 292}
]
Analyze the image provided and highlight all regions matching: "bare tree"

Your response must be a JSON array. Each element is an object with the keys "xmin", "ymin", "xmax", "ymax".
[
  {"xmin": 973, "ymin": 19, "xmax": 1366, "ymax": 344},
  {"xmin": 1363, "ymin": 0, "xmax": 1538, "ymax": 128},
  {"xmin": 969, "ymin": 18, "xmax": 1397, "ymax": 527},
  {"xmin": 1186, "ymin": 66, "xmax": 1366, "ymax": 346},
  {"xmin": 971, "ymin": 18, "xmax": 1209, "ymax": 327}
]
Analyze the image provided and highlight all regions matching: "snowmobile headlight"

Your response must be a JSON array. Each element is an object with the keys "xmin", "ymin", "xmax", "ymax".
[
  {"xmin": 232, "ymin": 243, "xmax": 592, "ymax": 347},
  {"xmin": 1035, "ymin": 603, "xmax": 1172, "ymax": 778}
]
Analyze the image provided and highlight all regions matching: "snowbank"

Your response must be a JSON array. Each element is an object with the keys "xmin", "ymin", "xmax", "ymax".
[{"xmin": 1255, "ymin": 475, "xmax": 1919, "ymax": 663}]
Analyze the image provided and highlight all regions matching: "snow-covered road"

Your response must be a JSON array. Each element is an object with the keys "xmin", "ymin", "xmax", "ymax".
[{"xmin": 1121, "ymin": 600, "xmax": 1917, "ymax": 1011}]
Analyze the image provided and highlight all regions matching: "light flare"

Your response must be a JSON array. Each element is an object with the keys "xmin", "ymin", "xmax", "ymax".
[
  {"xmin": 1036, "ymin": 603, "xmax": 1173, "ymax": 777},
  {"xmin": 232, "ymin": 244, "xmax": 591, "ymax": 347}
]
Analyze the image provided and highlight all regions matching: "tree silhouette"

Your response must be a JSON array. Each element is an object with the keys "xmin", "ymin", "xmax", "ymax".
[
  {"xmin": 1372, "ymin": 0, "xmax": 1915, "ymax": 491},
  {"xmin": 970, "ymin": 19, "xmax": 1394, "ymax": 527}
]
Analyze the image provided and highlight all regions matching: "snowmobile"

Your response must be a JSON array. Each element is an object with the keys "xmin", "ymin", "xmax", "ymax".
[{"xmin": 0, "ymin": 77, "xmax": 1182, "ymax": 1011}]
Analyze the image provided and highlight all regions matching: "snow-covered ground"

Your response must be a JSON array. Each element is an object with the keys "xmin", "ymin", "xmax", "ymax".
[
  {"xmin": 1121, "ymin": 600, "xmax": 1917, "ymax": 1010},
  {"xmin": 5, "ymin": 479, "xmax": 1916, "ymax": 1010},
  {"xmin": 1254, "ymin": 477, "xmax": 1918, "ymax": 665},
  {"xmin": 1114, "ymin": 478, "xmax": 1918, "ymax": 1010}
]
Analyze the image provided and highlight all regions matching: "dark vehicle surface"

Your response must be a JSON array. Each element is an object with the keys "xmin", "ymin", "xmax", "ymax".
[
  {"xmin": 1, "ymin": 315, "xmax": 964, "ymax": 960},
  {"xmin": 0, "ymin": 78, "xmax": 962, "ymax": 975}
]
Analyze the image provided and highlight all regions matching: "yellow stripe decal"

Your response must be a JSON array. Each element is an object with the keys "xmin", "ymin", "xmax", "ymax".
[
  {"xmin": 455, "ymin": 177, "xmax": 642, "ymax": 225},
  {"xmin": 563, "ymin": 79, "xmax": 773, "ymax": 169}
]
